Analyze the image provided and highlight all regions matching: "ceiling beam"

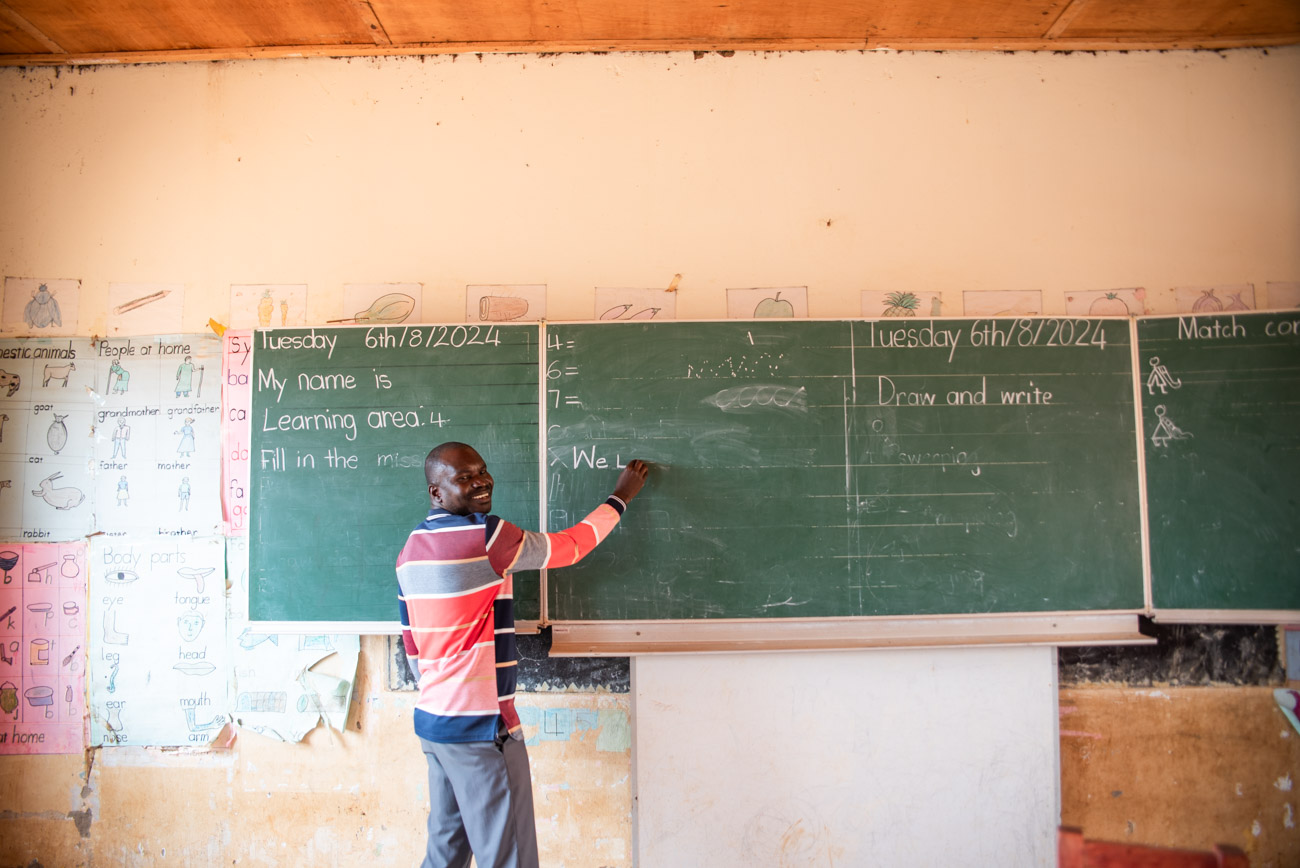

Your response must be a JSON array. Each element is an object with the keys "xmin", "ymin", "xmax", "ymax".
[{"xmin": 2, "ymin": 33, "xmax": 1298, "ymax": 67}]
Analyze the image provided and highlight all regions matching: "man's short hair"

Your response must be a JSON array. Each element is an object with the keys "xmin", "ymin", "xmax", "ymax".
[{"xmin": 425, "ymin": 441, "xmax": 473, "ymax": 485}]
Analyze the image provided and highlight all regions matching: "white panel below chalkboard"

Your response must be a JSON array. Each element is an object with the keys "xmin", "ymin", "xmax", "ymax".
[{"xmin": 633, "ymin": 647, "xmax": 1058, "ymax": 867}]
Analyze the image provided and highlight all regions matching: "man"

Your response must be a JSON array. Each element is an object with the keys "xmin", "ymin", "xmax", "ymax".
[
  {"xmin": 397, "ymin": 441, "xmax": 648, "ymax": 868},
  {"xmin": 111, "ymin": 417, "xmax": 130, "ymax": 459}
]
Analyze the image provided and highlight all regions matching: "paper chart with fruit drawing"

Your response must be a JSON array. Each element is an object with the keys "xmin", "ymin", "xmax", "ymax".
[
  {"xmin": 88, "ymin": 535, "xmax": 228, "ymax": 747},
  {"xmin": 726, "ymin": 287, "xmax": 808, "ymax": 318}
]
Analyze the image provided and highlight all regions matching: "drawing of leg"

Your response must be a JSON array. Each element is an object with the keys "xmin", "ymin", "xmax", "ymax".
[{"xmin": 103, "ymin": 604, "xmax": 128, "ymax": 645}]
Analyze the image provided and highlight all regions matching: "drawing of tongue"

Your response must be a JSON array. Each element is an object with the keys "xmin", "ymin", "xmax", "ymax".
[{"xmin": 177, "ymin": 566, "xmax": 215, "ymax": 594}]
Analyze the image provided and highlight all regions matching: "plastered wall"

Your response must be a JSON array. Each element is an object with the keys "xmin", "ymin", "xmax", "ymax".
[
  {"xmin": 2, "ymin": 48, "xmax": 1297, "ymax": 326},
  {"xmin": 0, "ymin": 46, "xmax": 1298, "ymax": 866}
]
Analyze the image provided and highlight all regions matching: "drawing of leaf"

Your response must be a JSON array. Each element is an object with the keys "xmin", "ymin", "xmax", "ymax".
[
  {"xmin": 355, "ymin": 293, "xmax": 416, "ymax": 324},
  {"xmin": 600, "ymin": 304, "xmax": 633, "ymax": 320}
]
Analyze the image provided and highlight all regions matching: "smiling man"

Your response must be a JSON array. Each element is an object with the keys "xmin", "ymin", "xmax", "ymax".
[{"xmin": 396, "ymin": 441, "xmax": 648, "ymax": 868}]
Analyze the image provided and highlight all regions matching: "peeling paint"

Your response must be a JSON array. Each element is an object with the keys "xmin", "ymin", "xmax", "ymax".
[{"xmin": 596, "ymin": 709, "xmax": 631, "ymax": 752}]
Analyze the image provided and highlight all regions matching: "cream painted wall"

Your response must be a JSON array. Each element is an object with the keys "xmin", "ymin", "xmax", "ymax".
[
  {"xmin": 1, "ymin": 48, "xmax": 1297, "ymax": 331},
  {"xmin": 0, "ymin": 46, "xmax": 1297, "ymax": 866}
]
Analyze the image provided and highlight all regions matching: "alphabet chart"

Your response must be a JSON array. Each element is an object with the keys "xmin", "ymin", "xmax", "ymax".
[
  {"xmin": 221, "ymin": 330, "xmax": 253, "ymax": 535},
  {"xmin": 0, "ymin": 542, "xmax": 87, "ymax": 754}
]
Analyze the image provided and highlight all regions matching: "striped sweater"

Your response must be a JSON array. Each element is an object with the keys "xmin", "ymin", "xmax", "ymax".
[{"xmin": 396, "ymin": 496, "xmax": 627, "ymax": 743}]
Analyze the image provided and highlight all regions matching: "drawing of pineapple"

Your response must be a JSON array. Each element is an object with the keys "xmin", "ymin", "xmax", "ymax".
[{"xmin": 882, "ymin": 291, "xmax": 921, "ymax": 318}]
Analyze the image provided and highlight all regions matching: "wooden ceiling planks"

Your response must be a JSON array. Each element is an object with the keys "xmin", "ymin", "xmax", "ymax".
[
  {"xmin": 1056, "ymin": 0, "xmax": 1300, "ymax": 41},
  {"xmin": 0, "ymin": 0, "xmax": 1296, "ymax": 65}
]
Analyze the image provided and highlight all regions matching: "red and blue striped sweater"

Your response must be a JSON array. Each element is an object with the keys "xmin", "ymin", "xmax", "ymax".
[{"xmin": 396, "ymin": 496, "xmax": 627, "ymax": 743}]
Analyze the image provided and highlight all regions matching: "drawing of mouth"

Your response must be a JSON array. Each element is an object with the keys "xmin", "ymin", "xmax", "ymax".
[{"xmin": 173, "ymin": 661, "xmax": 216, "ymax": 676}]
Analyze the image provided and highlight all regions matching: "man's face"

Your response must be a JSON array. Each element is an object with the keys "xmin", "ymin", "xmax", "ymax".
[{"xmin": 429, "ymin": 446, "xmax": 494, "ymax": 515}]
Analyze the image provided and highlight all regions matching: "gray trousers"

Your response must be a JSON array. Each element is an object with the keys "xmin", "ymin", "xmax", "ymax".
[{"xmin": 419, "ymin": 726, "xmax": 540, "ymax": 868}]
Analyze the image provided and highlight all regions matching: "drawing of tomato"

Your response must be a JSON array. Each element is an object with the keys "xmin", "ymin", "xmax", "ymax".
[{"xmin": 1088, "ymin": 292, "xmax": 1130, "ymax": 316}]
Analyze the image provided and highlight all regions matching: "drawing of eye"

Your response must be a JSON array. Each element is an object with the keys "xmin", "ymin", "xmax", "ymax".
[{"xmin": 104, "ymin": 569, "xmax": 138, "ymax": 584}]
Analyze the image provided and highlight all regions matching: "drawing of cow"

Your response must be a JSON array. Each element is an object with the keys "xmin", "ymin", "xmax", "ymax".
[
  {"xmin": 0, "ymin": 370, "xmax": 18, "ymax": 396},
  {"xmin": 42, "ymin": 363, "xmax": 75, "ymax": 387},
  {"xmin": 31, "ymin": 473, "xmax": 84, "ymax": 510}
]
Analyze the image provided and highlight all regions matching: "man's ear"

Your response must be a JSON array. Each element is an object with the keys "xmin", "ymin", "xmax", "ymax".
[{"xmin": 428, "ymin": 483, "xmax": 440, "ymax": 506}]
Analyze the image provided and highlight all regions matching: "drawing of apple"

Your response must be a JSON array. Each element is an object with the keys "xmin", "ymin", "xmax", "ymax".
[{"xmin": 754, "ymin": 292, "xmax": 794, "ymax": 318}]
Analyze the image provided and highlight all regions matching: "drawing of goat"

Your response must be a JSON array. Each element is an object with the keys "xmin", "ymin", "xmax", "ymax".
[
  {"xmin": 42, "ymin": 363, "xmax": 75, "ymax": 387},
  {"xmin": 31, "ymin": 473, "xmax": 84, "ymax": 509}
]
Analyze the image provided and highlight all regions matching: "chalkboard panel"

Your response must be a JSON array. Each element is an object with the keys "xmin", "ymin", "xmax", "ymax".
[
  {"xmin": 1137, "ymin": 312, "xmax": 1300, "ymax": 616},
  {"xmin": 249, "ymin": 324, "xmax": 539, "ymax": 628},
  {"xmin": 545, "ymin": 319, "xmax": 1145, "ymax": 623}
]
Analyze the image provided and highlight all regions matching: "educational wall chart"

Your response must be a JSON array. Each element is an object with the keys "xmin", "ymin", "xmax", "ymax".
[
  {"xmin": 1064, "ymin": 288, "xmax": 1148, "ymax": 317},
  {"xmin": 1, "ymin": 278, "xmax": 81, "ymax": 338},
  {"xmin": 594, "ymin": 288, "xmax": 676, "ymax": 321},
  {"xmin": 861, "ymin": 290, "xmax": 945, "ymax": 319},
  {"xmin": 226, "ymin": 536, "xmax": 360, "ymax": 742},
  {"xmin": 1174, "ymin": 283, "xmax": 1256, "ymax": 313},
  {"xmin": 89, "ymin": 535, "xmax": 228, "ymax": 747},
  {"xmin": 230, "ymin": 284, "xmax": 308, "ymax": 330},
  {"xmin": 0, "ymin": 334, "xmax": 222, "ymax": 542},
  {"xmin": 92, "ymin": 334, "xmax": 223, "ymax": 538},
  {"xmin": 0, "ymin": 336, "xmax": 97, "ymax": 541},
  {"xmin": 467, "ymin": 284, "xmax": 547, "ymax": 322},
  {"xmin": 0, "ymin": 542, "xmax": 87, "ymax": 754},
  {"xmin": 726, "ymin": 287, "xmax": 808, "ymax": 318},
  {"xmin": 107, "ymin": 282, "xmax": 185, "ymax": 335},
  {"xmin": 221, "ymin": 330, "xmax": 253, "ymax": 535},
  {"xmin": 338, "ymin": 283, "xmax": 422, "ymax": 326}
]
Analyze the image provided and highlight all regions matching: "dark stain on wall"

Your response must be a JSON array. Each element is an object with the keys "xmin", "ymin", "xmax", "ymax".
[{"xmin": 1059, "ymin": 620, "xmax": 1283, "ymax": 686}]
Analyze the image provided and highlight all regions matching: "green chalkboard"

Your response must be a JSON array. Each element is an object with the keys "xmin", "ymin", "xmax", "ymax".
[
  {"xmin": 545, "ymin": 319, "xmax": 1145, "ymax": 621},
  {"xmin": 1138, "ymin": 312, "xmax": 1300, "ymax": 614},
  {"xmin": 249, "ymin": 324, "xmax": 539, "ymax": 627}
]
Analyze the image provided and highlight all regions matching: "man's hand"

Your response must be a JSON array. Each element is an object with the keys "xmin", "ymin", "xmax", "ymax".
[{"xmin": 612, "ymin": 459, "xmax": 649, "ymax": 504}]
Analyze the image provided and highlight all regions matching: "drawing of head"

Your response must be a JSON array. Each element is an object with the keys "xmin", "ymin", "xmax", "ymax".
[{"xmin": 178, "ymin": 611, "xmax": 205, "ymax": 642}]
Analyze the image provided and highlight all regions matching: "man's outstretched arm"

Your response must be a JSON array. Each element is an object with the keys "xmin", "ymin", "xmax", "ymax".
[{"xmin": 486, "ymin": 460, "xmax": 649, "ymax": 574}]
